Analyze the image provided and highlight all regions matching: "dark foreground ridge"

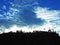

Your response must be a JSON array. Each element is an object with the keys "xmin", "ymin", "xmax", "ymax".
[{"xmin": 0, "ymin": 31, "xmax": 60, "ymax": 45}]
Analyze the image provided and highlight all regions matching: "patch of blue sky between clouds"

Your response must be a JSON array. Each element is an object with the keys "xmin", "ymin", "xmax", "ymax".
[{"xmin": 38, "ymin": 0, "xmax": 60, "ymax": 10}]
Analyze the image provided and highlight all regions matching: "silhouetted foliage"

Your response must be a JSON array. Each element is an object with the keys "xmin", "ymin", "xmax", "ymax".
[{"xmin": 0, "ymin": 31, "xmax": 60, "ymax": 45}]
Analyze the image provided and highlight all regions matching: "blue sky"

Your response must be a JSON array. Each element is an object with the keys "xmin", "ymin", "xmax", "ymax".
[
  {"xmin": 39, "ymin": 0, "xmax": 60, "ymax": 10},
  {"xmin": 0, "ymin": 0, "xmax": 45, "ymax": 28},
  {"xmin": 0, "ymin": 0, "xmax": 60, "ymax": 35}
]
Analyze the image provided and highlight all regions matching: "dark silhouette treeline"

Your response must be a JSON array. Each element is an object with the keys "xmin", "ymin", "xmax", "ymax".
[{"xmin": 0, "ymin": 31, "xmax": 60, "ymax": 45}]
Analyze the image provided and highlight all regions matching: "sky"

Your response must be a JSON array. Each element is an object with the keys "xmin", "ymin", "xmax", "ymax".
[{"xmin": 0, "ymin": 0, "xmax": 60, "ymax": 35}]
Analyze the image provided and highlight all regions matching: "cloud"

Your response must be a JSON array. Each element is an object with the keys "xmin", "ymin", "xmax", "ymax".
[
  {"xmin": 34, "ymin": 6, "xmax": 60, "ymax": 36},
  {"xmin": 2, "ymin": 5, "xmax": 6, "ymax": 10},
  {"xmin": 0, "ymin": 7, "xmax": 20, "ymax": 28},
  {"xmin": 34, "ymin": 7, "xmax": 60, "ymax": 22},
  {"xmin": 1, "ymin": 24, "xmax": 51, "ymax": 33}
]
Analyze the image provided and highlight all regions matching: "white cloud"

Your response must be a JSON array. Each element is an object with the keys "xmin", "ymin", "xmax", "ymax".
[
  {"xmin": 34, "ymin": 7, "xmax": 60, "ymax": 36},
  {"xmin": 34, "ymin": 7, "xmax": 60, "ymax": 22},
  {"xmin": 0, "ymin": 25, "xmax": 48, "ymax": 33},
  {"xmin": 0, "ymin": 22, "xmax": 53, "ymax": 34},
  {"xmin": 0, "ymin": 7, "xmax": 19, "ymax": 20}
]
